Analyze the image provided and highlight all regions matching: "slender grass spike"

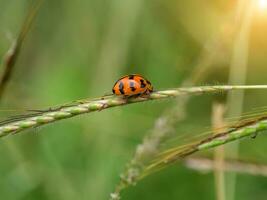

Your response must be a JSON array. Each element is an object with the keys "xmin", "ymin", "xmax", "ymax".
[{"xmin": 0, "ymin": 85, "xmax": 267, "ymax": 138}]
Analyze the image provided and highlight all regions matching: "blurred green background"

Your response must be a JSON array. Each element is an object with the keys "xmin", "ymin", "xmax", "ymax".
[{"xmin": 1, "ymin": 0, "xmax": 267, "ymax": 199}]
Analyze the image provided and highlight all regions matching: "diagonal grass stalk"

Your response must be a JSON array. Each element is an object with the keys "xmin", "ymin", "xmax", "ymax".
[
  {"xmin": 142, "ymin": 116, "xmax": 267, "ymax": 177},
  {"xmin": 0, "ymin": 85, "xmax": 267, "ymax": 138}
]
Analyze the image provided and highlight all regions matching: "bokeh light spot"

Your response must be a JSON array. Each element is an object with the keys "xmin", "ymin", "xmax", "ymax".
[{"xmin": 259, "ymin": 0, "xmax": 267, "ymax": 10}]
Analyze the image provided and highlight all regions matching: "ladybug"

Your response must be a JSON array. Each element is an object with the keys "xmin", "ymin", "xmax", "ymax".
[{"xmin": 112, "ymin": 74, "xmax": 153, "ymax": 97}]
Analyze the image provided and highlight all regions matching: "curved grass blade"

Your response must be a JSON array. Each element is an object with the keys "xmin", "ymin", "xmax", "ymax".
[{"xmin": 0, "ymin": 0, "xmax": 43, "ymax": 98}]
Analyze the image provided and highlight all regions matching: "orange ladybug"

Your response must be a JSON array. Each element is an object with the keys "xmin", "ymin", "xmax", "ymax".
[{"xmin": 112, "ymin": 74, "xmax": 153, "ymax": 97}]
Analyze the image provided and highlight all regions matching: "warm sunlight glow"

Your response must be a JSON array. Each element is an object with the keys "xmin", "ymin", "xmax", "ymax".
[{"xmin": 259, "ymin": 0, "xmax": 267, "ymax": 10}]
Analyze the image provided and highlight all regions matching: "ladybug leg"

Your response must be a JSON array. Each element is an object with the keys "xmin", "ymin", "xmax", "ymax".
[
  {"xmin": 101, "ymin": 93, "xmax": 114, "ymax": 100},
  {"xmin": 128, "ymin": 94, "xmax": 141, "ymax": 98},
  {"xmin": 98, "ymin": 95, "xmax": 128, "ymax": 111},
  {"xmin": 138, "ymin": 90, "xmax": 152, "ymax": 98}
]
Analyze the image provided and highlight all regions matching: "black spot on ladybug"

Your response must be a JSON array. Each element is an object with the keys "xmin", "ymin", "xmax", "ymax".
[
  {"xmin": 119, "ymin": 81, "xmax": 125, "ymax": 94},
  {"xmin": 140, "ymin": 79, "xmax": 146, "ymax": 88},
  {"xmin": 112, "ymin": 89, "xmax": 115, "ymax": 94},
  {"xmin": 128, "ymin": 75, "xmax": 134, "ymax": 80},
  {"xmin": 129, "ymin": 81, "xmax": 136, "ymax": 91}
]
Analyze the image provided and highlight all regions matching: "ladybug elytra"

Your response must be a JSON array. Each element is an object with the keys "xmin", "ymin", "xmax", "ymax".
[{"xmin": 112, "ymin": 74, "xmax": 153, "ymax": 97}]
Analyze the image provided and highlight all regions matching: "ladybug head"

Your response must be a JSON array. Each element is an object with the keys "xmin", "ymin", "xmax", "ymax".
[{"xmin": 146, "ymin": 80, "xmax": 153, "ymax": 93}]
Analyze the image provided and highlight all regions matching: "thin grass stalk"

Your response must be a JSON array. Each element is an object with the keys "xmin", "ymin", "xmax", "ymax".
[
  {"xmin": 0, "ymin": 85, "xmax": 267, "ymax": 138},
  {"xmin": 212, "ymin": 103, "xmax": 226, "ymax": 200},
  {"xmin": 226, "ymin": 1, "xmax": 254, "ymax": 199},
  {"xmin": 185, "ymin": 157, "xmax": 267, "ymax": 177}
]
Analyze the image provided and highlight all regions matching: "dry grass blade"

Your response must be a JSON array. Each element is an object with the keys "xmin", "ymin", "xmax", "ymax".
[{"xmin": 0, "ymin": 0, "xmax": 43, "ymax": 98}]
